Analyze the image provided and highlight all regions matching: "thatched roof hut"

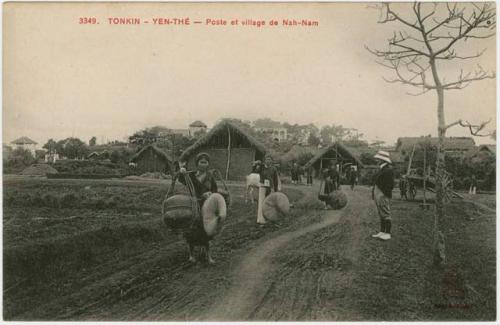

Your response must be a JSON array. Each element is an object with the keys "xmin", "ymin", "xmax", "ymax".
[
  {"xmin": 179, "ymin": 119, "xmax": 267, "ymax": 180},
  {"xmin": 304, "ymin": 142, "xmax": 364, "ymax": 176},
  {"xmin": 130, "ymin": 145, "xmax": 173, "ymax": 174},
  {"xmin": 395, "ymin": 137, "xmax": 475, "ymax": 156}
]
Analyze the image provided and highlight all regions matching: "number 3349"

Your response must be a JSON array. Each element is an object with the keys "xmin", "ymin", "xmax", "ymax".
[{"xmin": 79, "ymin": 17, "xmax": 97, "ymax": 24}]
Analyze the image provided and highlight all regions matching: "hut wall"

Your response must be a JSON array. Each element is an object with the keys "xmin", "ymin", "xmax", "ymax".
[
  {"xmin": 136, "ymin": 147, "xmax": 170, "ymax": 174},
  {"xmin": 187, "ymin": 147, "xmax": 256, "ymax": 180}
]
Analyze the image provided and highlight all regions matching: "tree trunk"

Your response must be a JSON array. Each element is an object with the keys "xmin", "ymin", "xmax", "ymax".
[{"xmin": 431, "ymin": 58, "xmax": 446, "ymax": 266}]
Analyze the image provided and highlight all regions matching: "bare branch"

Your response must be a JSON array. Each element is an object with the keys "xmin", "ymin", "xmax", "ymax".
[
  {"xmin": 459, "ymin": 119, "xmax": 494, "ymax": 137},
  {"xmin": 380, "ymin": 3, "xmax": 423, "ymax": 32},
  {"xmin": 436, "ymin": 48, "xmax": 487, "ymax": 60},
  {"xmin": 443, "ymin": 120, "xmax": 462, "ymax": 131},
  {"xmin": 442, "ymin": 65, "xmax": 495, "ymax": 89}
]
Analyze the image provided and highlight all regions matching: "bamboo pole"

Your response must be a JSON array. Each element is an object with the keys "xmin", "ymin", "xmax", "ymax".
[
  {"xmin": 406, "ymin": 144, "xmax": 416, "ymax": 176},
  {"xmin": 225, "ymin": 126, "xmax": 231, "ymax": 180}
]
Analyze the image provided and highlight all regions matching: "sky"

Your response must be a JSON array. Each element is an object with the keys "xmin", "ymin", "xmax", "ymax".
[{"xmin": 3, "ymin": 2, "xmax": 496, "ymax": 147}]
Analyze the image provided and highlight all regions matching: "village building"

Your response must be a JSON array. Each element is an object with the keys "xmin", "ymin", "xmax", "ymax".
[
  {"xmin": 10, "ymin": 136, "xmax": 37, "ymax": 156},
  {"xmin": 395, "ymin": 136, "xmax": 475, "ymax": 159},
  {"xmin": 304, "ymin": 142, "xmax": 364, "ymax": 177},
  {"xmin": 179, "ymin": 119, "xmax": 267, "ymax": 180},
  {"xmin": 253, "ymin": 120, "xmax": 288, "ymax": 142},
  {"xmin": 130, "ymin": 144, "xmax": 173, "ymax": 175},
  {"xmin": 188, "ymin": 120, "xmax": 208, "ymax": 138}
]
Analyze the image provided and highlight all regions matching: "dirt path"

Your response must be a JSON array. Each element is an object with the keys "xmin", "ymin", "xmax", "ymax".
[{"xmin": 200, "ymin": 186, "xmax": 372, "ymax": 320}]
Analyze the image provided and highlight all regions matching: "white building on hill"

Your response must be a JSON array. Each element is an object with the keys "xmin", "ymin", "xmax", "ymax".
[{"xmin": 10, "ymin": 136, "xmax": 37, "ymax": 156}]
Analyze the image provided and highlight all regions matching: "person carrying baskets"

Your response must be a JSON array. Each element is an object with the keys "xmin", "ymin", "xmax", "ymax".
[{"xmin": 177, "ymin": 152, "xmax": 219, "ymax": 264}]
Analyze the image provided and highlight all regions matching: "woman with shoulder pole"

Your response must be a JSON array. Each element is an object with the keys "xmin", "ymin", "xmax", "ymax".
[{"xmin": 178, "ymin": 152, "xmax": 219, "ymax": 264}]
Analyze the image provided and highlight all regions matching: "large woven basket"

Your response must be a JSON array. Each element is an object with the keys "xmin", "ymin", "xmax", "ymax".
[
  {"xmin": 263, "ymin": 192, "xmax": 290, "ymax": 222},
  {"xmin": 162, "ymin": 194, "xmax": 195, "ymax": 229}
]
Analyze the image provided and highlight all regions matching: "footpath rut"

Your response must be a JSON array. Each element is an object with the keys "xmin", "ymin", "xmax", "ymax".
[{"xmin": 199, "ymin": 186, "xmax": 373, "ymax": 320}]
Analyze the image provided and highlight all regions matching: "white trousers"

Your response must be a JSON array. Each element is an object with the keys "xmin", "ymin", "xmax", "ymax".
[{"xmin": 257, "ymin": 186, "xmax": 268, "ymax": 224}]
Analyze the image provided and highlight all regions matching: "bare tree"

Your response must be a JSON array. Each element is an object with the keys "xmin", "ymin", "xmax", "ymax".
[{"xmin": 367, "ymin": 2, "xmax": 495, "ymax": 265}]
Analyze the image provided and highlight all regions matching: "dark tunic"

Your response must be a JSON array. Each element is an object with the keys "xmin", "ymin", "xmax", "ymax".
[
  {"xmin": 324, "ymin": 167, "xmax": 339, "ymax": 194},
  {"xmin": 260, "ymin": 165, "xmax": 279, "ymax": 196},
  {"xmin": 178, "ymin": 170, "xmax": 218, "ymax": 245},
  {"xmin": 372, "ymin": 164, "xmax": 395, "ymax": 198}
]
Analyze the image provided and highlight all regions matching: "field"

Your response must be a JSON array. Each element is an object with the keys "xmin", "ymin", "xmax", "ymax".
[{"xmin": 3, "ymin": 176, "xmax": 496, "ymax": 320}]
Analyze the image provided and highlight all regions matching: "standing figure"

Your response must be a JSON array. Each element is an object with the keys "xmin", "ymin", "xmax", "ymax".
[
  {"xmin": 178, "ymin": 152, "xmax": 218, "ymax": 264},
  {"xmin": 290, "ymin": 162, "xmax": 299, "ymax": 185},
  {"xmin": 371, "ymin": 150, "xmax": 395, "ymax": 241},
  {"xmin": 257, "ymin": 154, "xmax": 280, "ymax": 225},
  {"xmin": 469, "ymin": 174, "xmax": 477, "ymax": 195},
  {"xmin": 349, "ymin": 166, "xmax": 358, "ymax": 190},
  {"xmin": 306, "ymin": 165, "xmax": 313, "ymax": 186},
  {"xmin": 399, "ymin": 175, "xmax": 408, "ymax": 200},
  {"xmin": 325, "ymin": 161, "xmax": 339, "ymax": 192}
]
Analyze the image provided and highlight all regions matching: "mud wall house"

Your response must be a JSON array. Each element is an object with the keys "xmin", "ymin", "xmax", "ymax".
[
  {"xmin": 130, "ymin": 145, "xmax": 173, "ymax": 174},
  {"xmin": 304, "ymin": 142, "xmax": 364, "ymax": 178},
  {"xmin": 179, "ymin": 120, "xmax": 267, "ymax": 180}
]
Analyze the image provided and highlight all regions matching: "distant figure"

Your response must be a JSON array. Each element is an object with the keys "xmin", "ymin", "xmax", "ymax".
[
  {"xmin": 306, "ymin": 165, "xmax": 313, "ymax": 186},
  {"xmin": 469, "ymin": 174, "xmax": 477, "ymax": 195},
  {"xmin": 321, "ymin": 163, "xmax": 339, "ymax": 210},
  {"xmin": 349, "ymin": 166, "xmax": 358, "ymax": 190},
  {"xmin": 399, "ymin": 176, "xmax": 408, "ymax": 200},
  {"xmin": 257, "ymin": 154, "xmax": 281, "ymax": 225},
  {"xmin": 290, "ymin": 162, "xmax": 300, "ymax": 185},
  {"xmin": 325, "ymin": 161, "xmax": 339, "ymax": 192},
  {"xmin": 371, "ymin": 150, "xmax": 395, "ymax": 241}
]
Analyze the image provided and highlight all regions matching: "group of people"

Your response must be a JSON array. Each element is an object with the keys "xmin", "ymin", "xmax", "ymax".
[
  {"xmin": 290, "ymin": 163, "xmax": 313, "ymax": 186},
  {"xmin": 248, "ymin": 155, "xmax": 282, "ymax": 225},
  {"xmin": 175, "ymin": 152, "xmax": 282, "ymax": 263},
  {"xmin": 173, "ymin": 148, "xmax": 396, "ymax": 264}
]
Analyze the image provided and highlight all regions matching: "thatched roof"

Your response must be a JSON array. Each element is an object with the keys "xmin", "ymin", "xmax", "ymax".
[
  {"xmin": 179, "ymin": 119, "xmax": 267, "ymax": 161},
  {"xmin": 280, "ymin": 145, "xmax": 320, "ymax": 163},
  {"xmin": 11, "ymin": 136, "xmax": 37, "ymax": 145},
  {"xmin": 130, "ymin": 145, "xmax": 173, "ymax": 163},
  {"xmin": 479, "ymin": 144, "xmax": 496, "ymax": 154},
  {"xmin": 305, "ymin": 142, "xmax": 364, "ymax": 168},
  {"xmin": 396, "ymin": 137, "xmax": 475, "ymax": 152}
]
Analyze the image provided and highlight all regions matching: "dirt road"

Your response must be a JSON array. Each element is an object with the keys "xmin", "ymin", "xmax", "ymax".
[
  {"xmin": 203, "ymin": 186, "xmax": 366, "ymax": 321},
  {"xmin": 5, "ymin": 179, "xmax": 496, "ymax": 321}
]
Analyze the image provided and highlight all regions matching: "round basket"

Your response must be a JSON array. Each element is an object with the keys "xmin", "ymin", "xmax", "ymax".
[
  {"xmin": 263, "ymin": 192, "xmax": 290, "ymax": 222},
  {"xmin": 326, "ymin": 190, "xmax": 348, "ymax": 210},
  {"xmin": 162, "ymin": 194, "xmax": 194, "ymax": 230},
  {"xmin": 202, "ymin": 192, "xmax": 228, "ymax": 237}
]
